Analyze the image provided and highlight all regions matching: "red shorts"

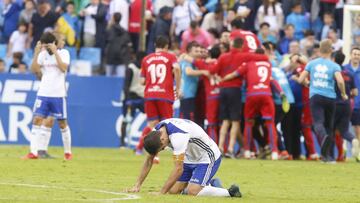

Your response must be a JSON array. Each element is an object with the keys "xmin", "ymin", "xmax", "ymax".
[
  {"xmin": 206, "ymin": 98, "xmax": 219, "ymax": 125},
  {"xmin": 145, "ymin": 100, "xmax": 173, "ymax": 121},
  {"xmin": 244, "ymin": 95, "xmax": 275, "ymax": 120},
  {"xmin": 301, "ymin": 103, "xmax": 312, "ymax": 126}
]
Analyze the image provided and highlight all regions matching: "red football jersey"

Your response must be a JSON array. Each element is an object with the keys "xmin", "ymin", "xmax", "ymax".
[
  {"xmin": 141, "ymin": 51, "xmax": 178, "ymax": 102},
  {"xmin": 211, "ymin": 49, "xmax": 268, "ymax": 88},
  {"xmin": 194, "ymin": 59, "xmax": 220, "ymax": 99},
  {"xmin": 237, "ymin": 60, "xmax": 272, "ymax": 96},
  {"xmin": 230, "ymin": 29, "xmax": 261, "ymax": 53},
  {"xmin": 294, "ymin": 64, "xmax": 310, "ymax": 103}
]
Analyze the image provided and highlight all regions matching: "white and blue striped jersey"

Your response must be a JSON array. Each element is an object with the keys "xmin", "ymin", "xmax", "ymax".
[{"xmin": 155, "ymin": 118, "xmax": 221, "ymax": 164}]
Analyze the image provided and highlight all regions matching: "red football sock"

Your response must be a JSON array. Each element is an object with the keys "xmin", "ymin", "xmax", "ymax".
[
  {"xmin": 335, "ymin": 132, "xmax": 344, "ymax": 159},
  {"xmin": 302, "ymin": 126, "xmax": 316, "ymax": 155},
  {"xmin": 265, "ymin": 120, "xmax": 278, "ymax": 152},
  {"xmin": 136, "ymin": 126, "xmax": 152, "ymax": 151}
]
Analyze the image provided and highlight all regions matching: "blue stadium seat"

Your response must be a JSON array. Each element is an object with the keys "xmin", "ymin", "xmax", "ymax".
[
  {"xmin": 64, "ymin": 46, "xmax": 77, "ymax": 61},
  {"xmin": 78, "ymin": 47, "xmax": 101, "ymax": 67},
  {"xmin": 0, "ymin": 44, "xmax": 7, "ymax": 59},
  {"xmin": 23, "ymin": 49, "xmax": 33, "ymax": 67}
]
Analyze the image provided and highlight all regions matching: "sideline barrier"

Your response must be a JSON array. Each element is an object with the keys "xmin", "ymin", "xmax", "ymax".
[{"xmin": 0, "ymin": 74, "xmax": 135, "ymax": 148}]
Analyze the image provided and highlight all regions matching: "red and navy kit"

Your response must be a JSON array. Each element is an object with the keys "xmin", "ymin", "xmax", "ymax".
[
  {"xmin": 237, "ymin": 60, "xmax": 274, "ymax": 119},
  {"xmin": 141, "ymin": 51, "xmax": 177, "ymax": 120},
  {"xmin": 230, "ymin": 29, "xmax": 261, "ymax": 53},
  {"xmin": 237, "ymin": 60, "xmax": 278, "ymax": 152}
]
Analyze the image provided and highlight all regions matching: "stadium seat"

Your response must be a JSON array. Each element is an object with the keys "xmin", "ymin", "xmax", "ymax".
[
  {"xmin": 0, "ymin": 44, "xmax": 7, "ymax": 59},
  {"xmin": 23, "ymin": 49, "xmax": 33, "ymax": 67},
  {"xmin": 64, "ymin": 46, "xmax": 78, "ymax": 61},
  {"xmin": 78, "ymin": 47, "xmax": 101, "ymax": 68},
  {"xmin": 69, "ymin": 60, "xmax": 92, "ymax": 76}
]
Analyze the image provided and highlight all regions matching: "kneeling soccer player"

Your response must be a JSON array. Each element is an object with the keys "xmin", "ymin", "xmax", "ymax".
[{"xmin": 127, "ymin": 118, "xmax": 242, "ymax": 197}]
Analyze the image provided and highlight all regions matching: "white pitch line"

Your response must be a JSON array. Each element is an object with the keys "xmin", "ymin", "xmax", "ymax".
[{"xmin": 0, "ymin": 182, "xmax": 140, "ymax": 202}]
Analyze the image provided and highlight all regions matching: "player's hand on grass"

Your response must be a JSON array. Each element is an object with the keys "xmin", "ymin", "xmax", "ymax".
[{"xmin": 125, "ymin": 185, "xmax": 140, "ymax": 193}]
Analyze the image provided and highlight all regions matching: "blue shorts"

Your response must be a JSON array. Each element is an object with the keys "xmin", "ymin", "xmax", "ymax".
[
  {"xmin": 33, "ymin": 96, "xmax": 67, "ymax": 119},
  {"xmin": 178, "ymin": 158, "xmax": 221, "ymax": 186}
]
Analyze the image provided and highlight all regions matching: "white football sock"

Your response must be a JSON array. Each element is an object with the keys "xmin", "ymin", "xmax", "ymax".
[
  {"xmin": 30, "ymin": 125, "xmax": 41, "ymax": 155},
  {"xmin": 61, "ymin": 126, "xmax": 72, "ymax": 154},
  {"xmin": 38, "ymin": 126, "xmax": 51, "ymax": 151},
  {"xmin": 197, "ymin": 186, "xmax": 230, "ymax": 197}
]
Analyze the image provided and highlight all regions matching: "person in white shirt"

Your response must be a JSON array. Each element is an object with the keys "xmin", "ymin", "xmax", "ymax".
[
  {"xmin": 23, "ymin": 32, "xmax": 72, "ymax": 161},
  {"xmin": 109, "ymin": 0, "xmax": 129, "ymax": 31},
  {"xmin": 171, "ymin": 0, "xmax": 202, "ymax": 43},
  {"xmin": 79, "ymin": 0, "xmax": 99, "ymax": 47},
  {"xmin": 7, "ymin": 22, "xmax": 28, "ymax": 57},
  {"xmin": 127, "ymin": 118, "xmax": 242, "ymax": 198}
]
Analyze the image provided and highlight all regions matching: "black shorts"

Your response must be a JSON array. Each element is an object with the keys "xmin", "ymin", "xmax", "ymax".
[
  {"xmin": 335, "ymin": 103, "xmax": 352, "ymax": 133},
  {"xmin": 351, "ymin": 108, "xmax": 360, "ymax": 126},
  {"xmin": 219, "ymin": 87, "xmax": 242, "ymax": 121},
  {"xmin": 180, "ymin": 98, "xmax": 196, "ymax": 121}
]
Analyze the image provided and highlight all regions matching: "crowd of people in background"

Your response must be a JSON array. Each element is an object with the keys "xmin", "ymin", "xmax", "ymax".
[{"xmin": 2, "ymin": 0, "xmax": 360, "ymax": 162}]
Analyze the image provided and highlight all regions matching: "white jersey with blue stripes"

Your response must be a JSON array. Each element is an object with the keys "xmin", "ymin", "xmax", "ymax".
[{"xmin": 155, "ymin": 118, "xmax": 221, "ymax": 164}]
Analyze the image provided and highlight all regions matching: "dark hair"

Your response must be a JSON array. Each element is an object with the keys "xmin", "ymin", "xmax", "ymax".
[
  {"xmin": 264, "ymin": 0, "xmax": 277, "ymax": 15},
  {"xmin": 333, "ymin": 51, "xmax": 345, "ymax": 66},
  {"xmin": 113, "ymin": 12, "xmax": 122, "ymax": 24},
  {"xmin": 304, "ymin": 30, "xmax": 315, "ymax": 37},
  {"xmin": 13, "ymin": 52, "xmax": 24, "ymax": 61},
  {"xmin": 255, "ymin": 48, "xmax": 265, "ymax": 54},
  {"xmin": 260, "ymin": 22, "xmax": 270, "ymax": 29},
  {"xmin": 18, "ymin": 22, "xmax": 28, "ymax": 31},
  {"xmin": 0, "ymin": 59, "xmax": 4, "ymax": 63},
  {"xmin": 66, "ymin": 1, "xmax": 74, "ymax": 6},
  {"xmin": 186, "ymin": 41, "xmax": 199, "ymax": 53},
  {"xmin": 292, "ymin": 0, "xmax": 302, "ymax": 9},
  {"xmin": 209, "ymin": 44, "xmax": 221, "ymax": 59},
  {"xmin": 263, "ymin": 41, "xmax": 274, "ymax": 51},
  {"xmin": 207, "ymin": 28, "xmax": 220, "ymax": 39},
  {"xmin": 220, "ymin": 42, "xmax": 230, "ymax": 52},
  {"xmin": 323, "ymin": 11, "xmax": 334, "ymax": 18},
  {"xmin": 232, "ymin": 37, "xmax": 244, "ymax": 49},
  {"xmin": 155, "ymin": 36, "xmax": 169, "ymax": 49},
  {"xmin": 351, "ymin": 46, "xmax": 360, "ymax": 53},
  {"xmin": 40, "ymin": 32, "xmax": 57, "ymax": 44},
  {"xmin": 190, "ymin": 20, "xmax": 198, "ymax": 30},
  {"xmin": 144, "ymin": 131, "xmax": 162, "ymax": 155},
  {"xmin": 231, "ymin": 19, "xmax": 244, "ymax": 29},
  {"xmin": 284, "ymin": 24, "xmax": 294, "ymax": 30}
]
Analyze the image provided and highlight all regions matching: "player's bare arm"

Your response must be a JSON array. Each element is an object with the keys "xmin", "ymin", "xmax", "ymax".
[
  {"xmin": 48, "ymin": 42, "xmax": 68, "ymax": 72},
  {"xmin": 297, "ymin": 70, "xmax": 309, "ymax": 86},
  {"xmin": 160, "ymin": 154, "xmax": 185, "ymax": 194},
  {"xmin": 173, "ymin": 63, "xmax": 181, "ymax": 98},
  {"xmin": 221, "ymin": 72, "xmax": 238, "ymax": 82},
  {"xmin": 31, "ymin": 41, "xmax": 42, "ymax": 74},
  {"xmin": 334, "ymin": 71, "xmax": 348, "ymax": 100},
  {"xmin": 185, "ymin": 66, "xmax": 209, "ymax": 77},
  {"xmin": 128, "ymin": 154, "xmax": 155, "ymax": 193}
]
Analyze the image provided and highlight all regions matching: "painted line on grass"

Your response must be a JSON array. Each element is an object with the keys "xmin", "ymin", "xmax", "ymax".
[{"xmin": 0, "ymin": 182, "xmax": 140, "ymax": 202}]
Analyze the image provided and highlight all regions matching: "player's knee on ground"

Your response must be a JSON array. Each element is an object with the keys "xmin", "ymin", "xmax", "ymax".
[
  {"xmin": 187, "ymin": 184, "xmax": 203, "ymax": 196},
  {"xmin": 58, "ymin": 119, "xmax": 68, "ymax": 129},
  {"xmin": 169, "ymin": 182, "xmax": 187, "ymax": 194},
  {"xmin": 33, "ymin": 116, "xmax": 44, "ymax": 126}
]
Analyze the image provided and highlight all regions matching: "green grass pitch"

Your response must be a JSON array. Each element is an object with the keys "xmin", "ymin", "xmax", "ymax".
[{"xmin": 0, "ymin": 145, "xmax": 359, "ymax": 203}]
